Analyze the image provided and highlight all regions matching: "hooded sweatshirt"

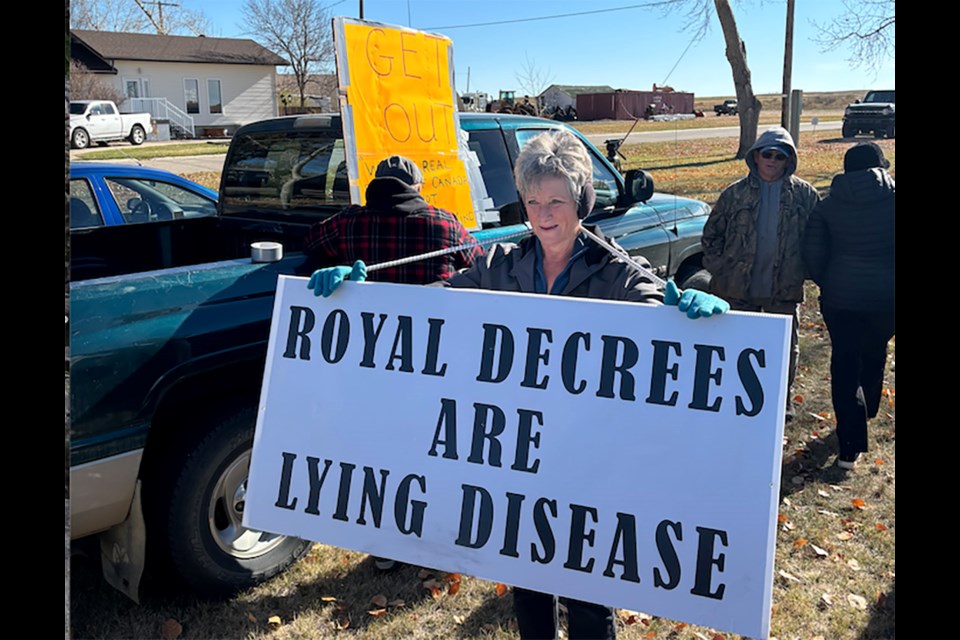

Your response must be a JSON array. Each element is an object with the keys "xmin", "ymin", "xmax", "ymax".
[{"xmin": 701, "ymin": 127, "xmax": 819, "ymax": 303}]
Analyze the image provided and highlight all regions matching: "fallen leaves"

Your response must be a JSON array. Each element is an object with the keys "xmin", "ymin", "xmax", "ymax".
[
  {"xmin": 495, "ymin": 583, "xmax": 509, "ymax": 597},
  {"xmin": 817, "ymin": 489, "xmax": 831, "ymax": 498},
  {"xmin": 851, "ymin": 498, "xmax": 867, "ymax": 510},
  {"xmin": 847, "ymin": 594, "xmax": 868, "ymax": 610},
  {"xmin": 810, "ymin": 543, "xmax": 830, "ymax": 558},
  {"xmin": 875, "ymin": 522, "xmax": 888, "ymax": 532},
  {"xmin": 793, "ymin": 538, "xmax": 808, "ymax": 548},
  {"xmin": 837, "ymin": 531, "xmax": 854, "ymax": 541},
  {"xmin": 881, "ymin": 388, "xmax": 895, "ymax": 407},
  {"xmin": 160, "ymin": 619, "xmax": 182, "ymax": 640},
  {"xmin": 794, "ymin": 394, "xmax": 804, "ymax": 404},
  {"xmin": 266, "ymin": 615, "xmax": 282, "ymax": 631},
  {"xmin": 847, "ymin": 558, "xmax": 862, "ymax": 571},
  {"xmin": 778, "ymin": 569, "xmax": 802, "ymax": 583},
  {"xmin": 370, "ymin": 594, "xmax": 388, "ymax": 608},
  {"xmin": 419, "ymin": 571, "xmax": 463, "ymax": 598},
  {"xmin": 367, "ymin": 609, "xmax": 388, "ymax": 619},
  {"xmin": 447, "ymin": 578, "xmax": 461, "ymax": 596},
  {"xmin": 820, "ymin": 593, "xmax": 834, "ymax": 607},
  {"xmin": 874, "ymin": 457, "xmax": 885, "ymax": 465}
]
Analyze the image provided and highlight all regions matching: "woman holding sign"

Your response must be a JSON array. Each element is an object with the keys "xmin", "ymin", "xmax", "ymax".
[{"xmin": 308, "ymin": 128, "xmax": 729, "ymax": 639}]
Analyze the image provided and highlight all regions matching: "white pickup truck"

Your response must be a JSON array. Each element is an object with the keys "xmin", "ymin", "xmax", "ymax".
[{"xmin": 69, "ymin": 100, "xmax": 152, "ymax": 149}]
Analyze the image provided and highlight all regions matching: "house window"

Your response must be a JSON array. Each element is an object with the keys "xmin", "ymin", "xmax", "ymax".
[
  {"xmin": 184, "ymin": 78, "xmax": 200, "ymax": 114},
  {"xmin": 207, "ymin": 79, "xmax": 223, "ymax": 114},
  {"xmin": 126, "ymin": 80, "xmax": 140, "ymax": 98}
]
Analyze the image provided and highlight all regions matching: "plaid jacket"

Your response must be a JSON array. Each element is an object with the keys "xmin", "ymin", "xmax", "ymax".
[{"xmin": 304, "ymin": 177, "xmax": 483, "ymax": 284}]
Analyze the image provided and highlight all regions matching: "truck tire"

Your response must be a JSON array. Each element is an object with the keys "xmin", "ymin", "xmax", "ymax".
[
  {"xmin": 679, "ymin": 268, "xmax": 712, "ymax": 293},
  {"xmin": 129, "ymin": 124, "xmax": 146, "ymax": 146},
  {"xmin": 841, "ymin": 122, "xmax": 855, "ymax": 139},
  {"xmin": 160, "ymin": 405, "xmax": 311, "ymax": 598},
  {"xmin": 71, "ymin": 128, "xmax": 90, "ymax": 150},
  {"xmin": 885, "ymin": 122, "xmax": 895, "ymax": 139}
]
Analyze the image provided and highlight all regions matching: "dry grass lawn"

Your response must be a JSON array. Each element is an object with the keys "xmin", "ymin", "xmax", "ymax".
[{"xmin": 71, "ymin": 133, "xmax": 894, "ymax": 640}]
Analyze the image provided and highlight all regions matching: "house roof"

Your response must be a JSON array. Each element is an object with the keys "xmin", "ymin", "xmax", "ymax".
[
  {"xmin": 541, "ymin": 84, "xmax": 616, "ymax": 97},
  {"xmin": 71, "ymin": 29, "xmax": 288, "ymax": 66}
]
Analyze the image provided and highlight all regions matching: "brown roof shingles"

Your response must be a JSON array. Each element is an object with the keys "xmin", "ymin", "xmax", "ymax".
[{"xmin": 72, "ymin": 29, "xmax": 288, "ymax": 66}]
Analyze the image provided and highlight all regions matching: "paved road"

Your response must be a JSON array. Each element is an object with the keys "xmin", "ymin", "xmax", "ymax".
[
  {"xmin": 71, "ymin": 120, "xmax": 844, "ymax": 174},
  {"xmin": 583, "ymin": 120, "xmax": 842, "ymax": 147}
]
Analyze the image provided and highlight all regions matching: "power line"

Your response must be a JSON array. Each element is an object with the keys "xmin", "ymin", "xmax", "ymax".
[
  {"xmin": 422, "ymin": 1, "xmax": 672, "ymax": 31},
  {"xmin": 660, "ymin": 34, "xmax": 699, "ymax": 86}
]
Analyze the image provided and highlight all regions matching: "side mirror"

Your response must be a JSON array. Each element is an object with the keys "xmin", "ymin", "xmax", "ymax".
[{"xmin": 623, "ymin": 169, "xmax": 655, "ymax": 204}]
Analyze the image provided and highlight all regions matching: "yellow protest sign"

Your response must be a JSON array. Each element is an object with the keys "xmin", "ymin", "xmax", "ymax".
[{"xmin": 334, "ymin": 18, "xmax": 478, "ymax": 229}]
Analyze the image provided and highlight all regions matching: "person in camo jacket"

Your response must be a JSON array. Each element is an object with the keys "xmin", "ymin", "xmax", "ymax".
[{"xmin": 700, "ymin": 127, "xmax": 820, "ymax": 421}]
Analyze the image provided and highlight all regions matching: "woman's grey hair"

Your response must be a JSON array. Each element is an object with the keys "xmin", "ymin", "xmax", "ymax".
[{"xmin": 514, "ymin": 129, "xmax": 592, "ymax": 203}]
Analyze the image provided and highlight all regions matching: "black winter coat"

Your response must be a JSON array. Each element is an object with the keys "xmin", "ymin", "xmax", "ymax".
[{"xmin": 802, "ymin": 168, "xmax": 895, "ymax": 312}]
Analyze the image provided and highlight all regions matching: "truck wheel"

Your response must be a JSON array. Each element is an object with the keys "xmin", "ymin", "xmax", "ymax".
[
  {"xmin": 161, "ymin": 406, "xmax": 311, "ymax": 598},
  {"xmin": 841, "ymin": 122, "xmax": 855, "ymax": 139},
  {"xmin": 885, "ymin": 122, "xmax": 895, "ymax": 139},
  {"xmin": 678, "ymin": 268, "xmax": 712, "ymax": 293},
  {"xmin": 71, "ymin": 128, "xmax": 90, "ymax": 150},
  {"xmin": 129, "ymin": 124, "xmax": 146, "ymax": 146}
]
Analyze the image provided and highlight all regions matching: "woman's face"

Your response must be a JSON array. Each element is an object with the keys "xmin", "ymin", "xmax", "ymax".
[{"xmin": 524, "ymin": 176, "xmax": 581, "ymax": 256}]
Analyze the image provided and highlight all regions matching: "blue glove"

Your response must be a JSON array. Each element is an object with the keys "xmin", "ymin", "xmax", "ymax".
[
  {"xmin": 307, "ymin": 260, "xmax": 367, "ymax": 297},
  {"xmin": 664, "ymin": 279, "xmax": 729, "ymax": 319}
]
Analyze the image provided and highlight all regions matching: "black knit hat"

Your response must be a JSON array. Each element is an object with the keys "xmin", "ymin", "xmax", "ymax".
[
  {"xmin": 375, "ymin": 155, "xmax": 424, "ymax": 185},
  {"xmin": 844, "ymin": 142, "xmax": 890, "ymax": 172}
]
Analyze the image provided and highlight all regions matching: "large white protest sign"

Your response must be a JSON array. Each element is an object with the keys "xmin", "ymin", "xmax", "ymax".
[{"xmin": 245, "ymin": 277, "xmax": 791, "ymax": 639}]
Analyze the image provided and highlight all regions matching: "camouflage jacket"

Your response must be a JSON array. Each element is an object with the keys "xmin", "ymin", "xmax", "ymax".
[{"xmin": 702, "ymin": 173, "xmax": 819, "ymax": 303}]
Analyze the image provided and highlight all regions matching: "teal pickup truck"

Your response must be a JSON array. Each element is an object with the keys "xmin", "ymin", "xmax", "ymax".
[{"xmin": 69, "ymin": 113, "xmax": 712, "ymax": 599}]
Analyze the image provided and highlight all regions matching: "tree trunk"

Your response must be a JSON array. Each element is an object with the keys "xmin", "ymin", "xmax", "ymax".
[{"xmin": 714, "ymin": 0, "xmax": 761, "ymax": 159}]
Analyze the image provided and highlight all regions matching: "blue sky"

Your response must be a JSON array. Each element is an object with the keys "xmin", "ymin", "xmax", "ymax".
[{"xmin": 192, "ymin": 0, "xmax": 895, "ymax": 98}]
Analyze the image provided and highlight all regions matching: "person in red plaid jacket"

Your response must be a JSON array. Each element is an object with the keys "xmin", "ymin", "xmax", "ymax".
[
  {"xmin": 304, "ymin": 155, "xmax": 482, "ymax": 284},
  {"xmin": 304, "ymin": 154, "xmax": 481, "ymax": 572}
]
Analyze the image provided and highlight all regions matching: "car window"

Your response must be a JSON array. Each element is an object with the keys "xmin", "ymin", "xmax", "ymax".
[
  {"xmin": 466, "ymin": 129, "xmax": 518, "ymax": 211},
  {"xmin": 514, "ymin": 128, "xmax": 620, "ymax": 212},
  {"xmin": 104, "ymin": 177, "xmax": 217, "ymax": 224},
  {"xmin": 221, "ymin": 129, "xmax": 351, "ymax": 216},
  {"xmin": 70, "ymin": 179, "xmax": 104, "ymax": 229}
]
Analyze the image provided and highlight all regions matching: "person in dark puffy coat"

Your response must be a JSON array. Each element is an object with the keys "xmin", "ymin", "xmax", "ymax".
[{"xmin": 802, "ymin": 142, "xmax": 895, "ymax": 470}]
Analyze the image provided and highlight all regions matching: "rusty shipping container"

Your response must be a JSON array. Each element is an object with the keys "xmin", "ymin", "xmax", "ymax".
[{"xmin": 577, "ymin": 90, "xmax": 695, "ymax": 120}]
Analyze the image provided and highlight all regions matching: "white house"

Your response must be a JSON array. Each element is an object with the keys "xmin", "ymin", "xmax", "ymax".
[{"xmin": 71, "ymin": 29, "xmax": 288, "ymax": 137}]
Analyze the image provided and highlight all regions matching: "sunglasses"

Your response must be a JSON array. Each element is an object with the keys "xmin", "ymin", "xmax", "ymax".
[{"xmin": 760, "ymin": 150, "xmax": 788, "ymax": 161}]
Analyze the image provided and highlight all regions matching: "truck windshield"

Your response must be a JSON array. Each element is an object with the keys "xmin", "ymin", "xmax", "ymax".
[{"xmin": 864, "ymin": 91, "xmax": 895, "ymax": 103}]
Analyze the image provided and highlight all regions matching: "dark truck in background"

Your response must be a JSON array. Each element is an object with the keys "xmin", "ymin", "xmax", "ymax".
[
  {"xmin": 842, "ymin": 90, "xmax": 895, "ymax": 139},
  {"xmin": 69, "ymin": 112, "xmax": 713, "ymax": 600},
  {"xmin": 714, "ymin": 99, "xmax": 738, "ymax": 116}
]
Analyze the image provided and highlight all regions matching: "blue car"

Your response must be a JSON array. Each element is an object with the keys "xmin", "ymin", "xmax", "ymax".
[{"xmin": 69, "ymin": 162, "xmax": 218, "ymax": 229}]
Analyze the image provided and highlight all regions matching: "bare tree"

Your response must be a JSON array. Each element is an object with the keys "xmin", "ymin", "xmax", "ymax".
[
  {"xmin": 814, "ymin": 0, "xmax": 894, "ymax": 73},
  {"xmin": 70, "ymin": 60, "xmax": 129, "ymax": 104},
  {"xmin": 242, "ymin": 0, "xmax": 334, "ymax": 107},
  {"xmin": 514, "ymin": 52, "xmax": 555, "ymax": 114},
  {"xmin": 663, "ymin": 0, "xmax": 761, "ymax": 158},
  {"xmin": 71, "ymin": 0, "xmax": 213, "ymax": 35}
]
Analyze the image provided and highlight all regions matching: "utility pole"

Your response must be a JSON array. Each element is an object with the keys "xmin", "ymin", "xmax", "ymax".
[
  {"xmin": 780, "ymin": 0, "xmax": 795, "ymax": 130},
  {"xmin": 134, "ymin": 0, "xmax": 179, "ymax": 34},
  {"xmin": 359, "ymin": 0, "xmax": 364, "ymax": 19}
]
